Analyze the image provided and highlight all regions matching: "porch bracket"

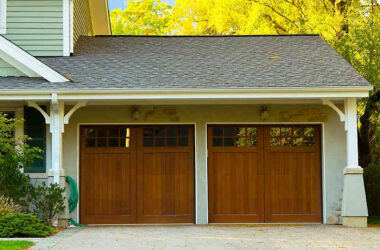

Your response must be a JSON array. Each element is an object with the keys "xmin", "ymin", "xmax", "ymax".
[
  {"xmin": 63, "ymin": 101, "xmax": 86, "ymax": 124},
  {"xmin": 27, "ymin": 101, "xmax": 51, "ymax": 124},
  {"xmin": 322, "ymin": 98, "xmax": 347, "ymax": 130}
]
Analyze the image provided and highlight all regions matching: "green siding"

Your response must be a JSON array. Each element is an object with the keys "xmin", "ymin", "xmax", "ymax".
[
  {"xmin": 0, "ymin": 0, "xmax": 63, "ymax": 76},
  {"xmin": 0, "ymin": 59, "xmax": 25, "ymax": 76},
  {"xmin": 4, "ymin": 0, "xmax": 63, "ymax": 57},
  {"xmin": 73, "ymin": 0, "xmax": 93, "ymax": 46}
]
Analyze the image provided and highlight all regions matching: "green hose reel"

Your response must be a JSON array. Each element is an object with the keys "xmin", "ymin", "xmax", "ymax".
[{"xmin": 66, "ymin": 176, "xmax": 87, "ymax": 226}]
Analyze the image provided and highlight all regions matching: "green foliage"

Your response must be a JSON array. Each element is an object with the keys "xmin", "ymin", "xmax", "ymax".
[
  {"xmin": 364, "ymin": 163, "xmax": 380, "ymax": 216},
  {"xmin": 29, "ymin": 182, "xmax": 65, "ymax": 226},
  {"xmin": 0, "ymin": 113, "xmax": 41, "ymax": 208},
  {"xmin": 0, "ymin": 214, "xmax": 53, "ymax": 238},
  {"xmin": 110, "ymin": 0, "xmax": 380, "ymax": 167},
  {"xmin": 0, "ymin": 196, "xmax": 21, "ymax": 216},
  {"xmin": 368, "ymin": 215, "xmax": 380, "ymax": 225},
  {"xmin": 0, "ymin": 240, "xmax": 34, "ymax": 250},
  {"xmin": 111, "ymin": 0, "xmax": 172, "ymax": 35}
]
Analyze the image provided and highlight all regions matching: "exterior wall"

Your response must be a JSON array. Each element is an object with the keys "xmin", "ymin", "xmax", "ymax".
[
  {"xmin": 0, "ymin": 58, "xmax": 24, "ymax": 76},
  {"xmin": 60, "ymin": 104, "xmax": 347, "ymax": 224},
  {"xmin": 73, "ymin": 0, "xmax": 93, "ymax": 47},
  {"xmin": 0, "ymin": 0, "xmax": 64, "ymax": 76},
  {"xmin": 4, "ymin": 0, "xmax": 64, "ymax": 56}
]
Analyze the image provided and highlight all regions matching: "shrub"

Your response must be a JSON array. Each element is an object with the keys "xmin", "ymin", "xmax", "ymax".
[
  {"xmin": 0, "ymin": 196, "xmax": 21, "ymax": 216},
  {"xmin": 0, "ymin": 113, "xmax": 42, "ymax": 209},
  {"xmin": 0, "ymin": 214, "xmax": 53, "ymax": 238},
  {"xmin": 29, "ymin": 182, "xmax": 65, "ymax": 226},
  {"xmin": 364, "ymin": 163, "xmax": 380, "ymax": 216}
]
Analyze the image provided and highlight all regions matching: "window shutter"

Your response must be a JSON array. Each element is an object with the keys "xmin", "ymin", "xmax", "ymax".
[{"xmin": 24, "ymin": 106, "xmax": 46, "ymax": 173}]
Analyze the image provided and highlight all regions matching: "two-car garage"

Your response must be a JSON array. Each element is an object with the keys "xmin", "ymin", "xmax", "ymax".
[{"xmin": 80, "ymin": 125, "xmax": 321, "ymax": 224}]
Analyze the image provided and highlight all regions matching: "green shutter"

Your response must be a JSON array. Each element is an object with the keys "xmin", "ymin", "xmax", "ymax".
[{"xmin": 24, "ymin": 106, "xmax": 46, "ymax": 173}]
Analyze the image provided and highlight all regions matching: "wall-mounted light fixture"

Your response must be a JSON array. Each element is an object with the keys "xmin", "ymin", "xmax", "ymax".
[
  {"xmin": 131, "ymin": 107, "xmax": 140, "ymax": 120},
  {"xmin": 260, "ymin": 106, "xmax": 269, "ymax": 120}
]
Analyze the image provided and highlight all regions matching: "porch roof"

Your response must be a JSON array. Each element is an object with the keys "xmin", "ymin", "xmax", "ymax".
[{"xmin": 0, "ymin": 35, "xmax": 371, "ymax": 90}]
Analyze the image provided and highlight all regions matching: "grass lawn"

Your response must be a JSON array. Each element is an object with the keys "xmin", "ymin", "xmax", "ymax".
[
  {"xmin": 368, "ymin": 215, "xmax": 380, "ymax": 225},
  {"xmin": 0, "ymin": 241, "xmax": 34, "ymax": 250}
]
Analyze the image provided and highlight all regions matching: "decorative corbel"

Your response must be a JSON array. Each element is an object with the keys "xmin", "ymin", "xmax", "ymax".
[
  {"xmin": 64, "ymin": 102, "xmax": 87, "ymax": 124},
  {"xmin": 27, "ymin": 101, "xmax": 51, "ymax": 124},
  {"xmin": 322, "ymin": 98, "xmax": 347, "ymax": 131}
]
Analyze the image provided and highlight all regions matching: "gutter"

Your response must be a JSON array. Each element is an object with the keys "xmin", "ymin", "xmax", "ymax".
[{"xmin": 0, "ymin": 86, "xmax": 373, "ymax": 95}]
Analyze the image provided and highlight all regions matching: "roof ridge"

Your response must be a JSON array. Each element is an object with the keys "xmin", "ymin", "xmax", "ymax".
[{"xmin": 91, "ymin": 34, "xmax": 319, "ymax": 38}]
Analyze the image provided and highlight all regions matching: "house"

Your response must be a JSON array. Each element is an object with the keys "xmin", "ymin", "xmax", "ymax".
[{"xmin": 0, "ymin": 0, "xmax": 372, "ymax": 227}]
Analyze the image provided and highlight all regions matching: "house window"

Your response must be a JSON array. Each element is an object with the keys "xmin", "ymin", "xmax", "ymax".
[
  {"xmin": 212, "ymin": 126, "xmax": 258, "ymax": 147},
  {"xmin": 0, "ymin": 0, "xmax": 6, "ymax": 34},
  {"xmin": 270, "ymin": 127, "xmax": 315, "ymax": 147},
  {"xmin": 143, "ymin": 126, "xmax": 189, "ymax": 147},
  {"xmin": 24, "ymin": 107, "xmax": 46, "ymax": 173},
  {"xmin": 84, "ymin": 127, "xmax": 131, "ymax": 148}
]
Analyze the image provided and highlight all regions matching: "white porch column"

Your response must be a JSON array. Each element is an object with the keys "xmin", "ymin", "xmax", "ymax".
[
  {"xmin": 341, "ymin": 98, "xmax": 368, "ymax": 227},
  {"xmin": 49, "ymin": 94, "xmax": 65, "ymax": 184}
]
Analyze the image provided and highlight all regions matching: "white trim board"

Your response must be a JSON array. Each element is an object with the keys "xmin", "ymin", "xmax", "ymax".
[
  {"xmin": 0, "ymin": 36, "xmax": 69, "ymax": 83},
  {"xmin": 0, "ymin": 87, "xmax": 372, "ymax": 101},
  {"xmin": 0, "ymin": 0, "xmax": 6, "ymax": 34}
]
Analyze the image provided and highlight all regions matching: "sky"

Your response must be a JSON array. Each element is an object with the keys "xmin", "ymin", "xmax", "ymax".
[{"xmin": 108, "ymin": 0, "xmax": 176, "ymax": 10}]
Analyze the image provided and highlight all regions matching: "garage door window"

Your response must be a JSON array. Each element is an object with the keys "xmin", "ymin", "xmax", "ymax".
[
  {"xmin": 85, "ymin": 127, "xmax": 131, "ymax": 148},
  {"xmin": 143, "ymin": 127, "xmax": 189, "ymax": 147},
  {"xmin": 270, "ymin": 127, "xmax": 315, "ymax": 147},
  {"xmin": 212, "ymin": 126, "xmax": 257, "ymax": 147}
]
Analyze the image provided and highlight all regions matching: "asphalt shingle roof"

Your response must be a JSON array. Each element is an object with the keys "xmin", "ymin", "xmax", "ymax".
[{"xmin": 0, "ymin": 35, "xmax": 370, "ymax": 90}]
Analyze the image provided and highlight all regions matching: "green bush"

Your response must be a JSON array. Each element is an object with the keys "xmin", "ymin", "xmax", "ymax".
[
  {"xmin": 29, "ymin": 182, "xmax": 66, "ymax": 226},
  {"xmin": 0, "ymin": 196, "xmax": 21, "ymax": 216},
  {"xmin": 364, "ymin": 163, "xmax": 380, "ymax": 216},
  {"xmin": 0, "ymin": 214, "xmax": 53, "ymax": 238},
  {"xmin": 0, "ymin": 113, "xmax": 41, "ymax": 209}
]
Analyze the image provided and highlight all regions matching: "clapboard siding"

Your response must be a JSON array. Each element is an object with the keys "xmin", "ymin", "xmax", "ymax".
[
  {"xmin": 4, "ymin": 0, "xmax": 63, "ymax": 57},
  {"xmin": 0, "ymin": 59, "xmax": 25, "ymax": 76},
  {"xmin": 73, "ymin": 0, "xmax": 93, "ymax": 47}
]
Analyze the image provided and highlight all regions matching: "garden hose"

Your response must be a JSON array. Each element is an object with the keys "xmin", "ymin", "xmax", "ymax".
[{"xmin": 66, "ymin": 176, "xmax": 87, "ymax": 226}]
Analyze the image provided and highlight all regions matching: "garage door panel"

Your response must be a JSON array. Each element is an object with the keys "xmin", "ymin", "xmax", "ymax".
[
  {"xmin": 81, "ymin": 152, "xmax": 136, "ymax": 224},
  {"xmin": 208, "ymin": 126, "xmax": 264, "ymax": 223},
  {"xmin": 138, "ymin": 152, "xmax": 194, "ymax": 221},
  {"xmin": 211, "ymin": 152, "xmax": 262, "ymax": 216},
  {"xmin": 208, "ymin": 125, "xmax": 322, "ymax": 224},
  {"xmin": 264, "ymin": 126, "xmax": 322, "ymax": 223},
  {"xmin": 136, "ymin": 126, "xmax": 195, "ymax": 223},
  {"xmin": 81, "ymin": 125, "xmax": 194, "ymax": 224}
]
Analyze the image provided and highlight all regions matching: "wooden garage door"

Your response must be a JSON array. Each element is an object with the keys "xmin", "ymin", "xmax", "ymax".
[
  {"xmin": 208, "ymin": 125, "xmax": 322, "ymax": 223},
  {"xmin": 80, "ymin": 125, "xmax": 194, "ymax": 224}
]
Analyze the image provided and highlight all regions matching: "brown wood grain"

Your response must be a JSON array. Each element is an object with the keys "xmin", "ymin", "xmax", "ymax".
[
  {"xmin": 80, "ymin": 125, "xmax": 195, "ymax": 224},
  {"xmin": 208, "ymin": 125, "xmax": 322, "ymax": 223},
  {"xmin": 207, "ymin": 126, "xmax": 265, "ymax": 223}
]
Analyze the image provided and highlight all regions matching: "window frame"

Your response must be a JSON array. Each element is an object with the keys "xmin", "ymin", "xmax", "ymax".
[{"xmin": 0, "ymin": 0, "xmax": 6, "ymax": 34}]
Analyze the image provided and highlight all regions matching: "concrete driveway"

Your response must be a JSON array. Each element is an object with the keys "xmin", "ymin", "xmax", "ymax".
[{"xmin": 31, "ymin": 225, "xmax": 380, "ymax": 249}]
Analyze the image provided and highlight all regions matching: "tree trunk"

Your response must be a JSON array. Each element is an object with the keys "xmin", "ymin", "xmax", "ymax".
[{"xmin": 359, "ymin": 90, "xmax": 380, "ymax": 168}]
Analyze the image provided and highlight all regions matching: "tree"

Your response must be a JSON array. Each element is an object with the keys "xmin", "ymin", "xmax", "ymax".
[
  {"xmin": 110, "ymin": 0, "xmax": 380, "ymax": 167},
  {"xmin": 110, "ymin": 0, "xmax": 172, "ymax": 35}
]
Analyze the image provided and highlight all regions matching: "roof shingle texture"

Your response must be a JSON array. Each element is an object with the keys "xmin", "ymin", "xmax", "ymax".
[{"xmin": 0, "ymin": 35, "xmax": 370, "ymax": 90}]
